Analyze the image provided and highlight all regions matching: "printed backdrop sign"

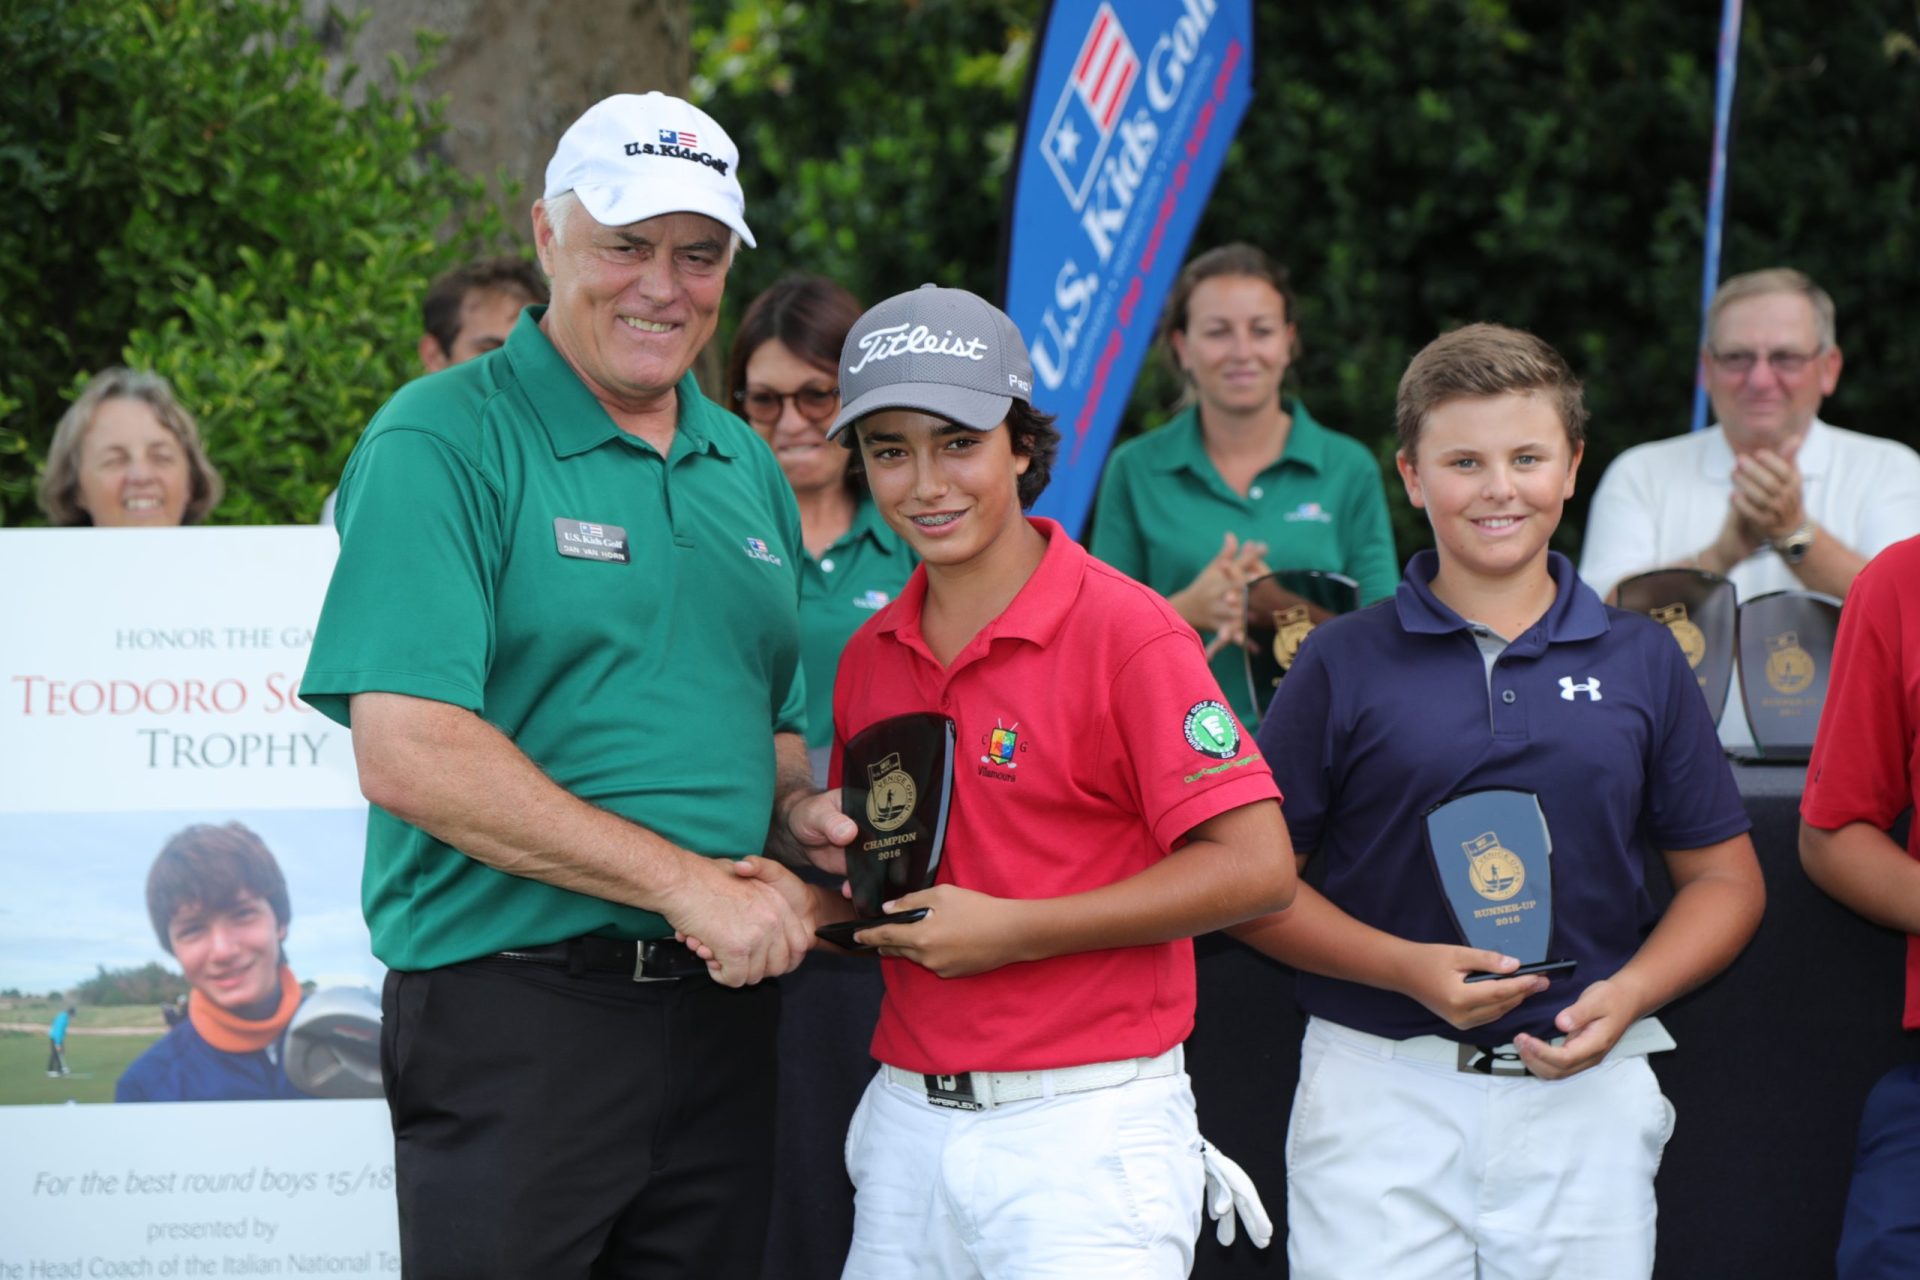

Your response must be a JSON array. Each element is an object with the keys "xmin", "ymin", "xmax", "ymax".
[
  {"xmin": 1, "ymin": 529, "xmax": 360, "ymax": 813},
  {"xmin": 1003, "ymin": 0, "xmax": 1255, "ymax": 535},
  {"xmin": 0, "ymin": 527, "xmax": 396, "ymax": 1272}
]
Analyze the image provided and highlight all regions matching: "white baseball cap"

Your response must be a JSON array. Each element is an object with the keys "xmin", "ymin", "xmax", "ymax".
[{"xmin": 543, "ymin": 92, "xmax": 755, "ymax": 248}]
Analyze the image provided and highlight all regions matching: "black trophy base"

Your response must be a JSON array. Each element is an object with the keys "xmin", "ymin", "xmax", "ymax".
[
  {"xmin": 1729, "ymin": 746, "xmax": 1812, "ymax": 767},
  {"xmin": 1463, "ymin": 957, "xmax": 1577, "ymax": 984},
  {"xmin": 814, "ymin": 908, "xmax": 930, "ymax": 952}
]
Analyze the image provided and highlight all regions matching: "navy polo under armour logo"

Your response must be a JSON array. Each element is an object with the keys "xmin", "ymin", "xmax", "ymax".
[{"xmin": 1559, "ymin": 676, "xmax": 1602, "ymax": 702}]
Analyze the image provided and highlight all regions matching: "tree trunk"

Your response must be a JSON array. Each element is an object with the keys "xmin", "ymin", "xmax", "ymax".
[{"xmin": 313, "ymin": 0, "xmax": 692, "ymax": 242}]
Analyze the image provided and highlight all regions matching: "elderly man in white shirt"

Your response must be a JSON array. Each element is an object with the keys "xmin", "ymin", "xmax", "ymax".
[{"xmin": 1580, "ymin": 268, "xmax": 1920, "ymax": 749}]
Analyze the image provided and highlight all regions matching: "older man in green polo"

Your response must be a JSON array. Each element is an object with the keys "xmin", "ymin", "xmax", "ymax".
[{"xmin": 302, "ymin": 92, "xmax": 852, "ymax": 1279}]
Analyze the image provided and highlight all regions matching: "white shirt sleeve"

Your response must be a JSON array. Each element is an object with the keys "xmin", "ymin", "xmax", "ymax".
[
  {"xmin": 1846, "ymin": 440, "xmax": 1920, "ymax": 561},
  {"xmin": 1578, "ymin": 445, "xmax": 1669, "ymax": 599}
]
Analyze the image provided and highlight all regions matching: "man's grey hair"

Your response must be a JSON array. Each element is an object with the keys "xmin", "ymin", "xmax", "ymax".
[
  {"xmin": 542, "ymin": 190, "xmax": 739, "ymax": 263},
  {"xmin": 1707, "ymin": 268, "xmax": 1838, "ymax": 351}
]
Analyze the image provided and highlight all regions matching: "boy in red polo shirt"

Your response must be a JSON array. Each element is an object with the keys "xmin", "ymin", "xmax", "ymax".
[
  {"xmin": 758, "ymin": 284, "xmax": 1295, "ymax": 1278},
  {"xmin": 1800, "ymin": 534, "xmax": 1920, "ymax": 1279}
]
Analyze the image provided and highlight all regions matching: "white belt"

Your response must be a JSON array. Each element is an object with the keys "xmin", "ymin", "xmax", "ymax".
[
  {"xmin": 1317, "ymin": 1016, "xmax": 1676, "ymax": 1079},
  {"xmin": 884, "ymin": 1045, "xmax": 1182, "ymax": 1110}
]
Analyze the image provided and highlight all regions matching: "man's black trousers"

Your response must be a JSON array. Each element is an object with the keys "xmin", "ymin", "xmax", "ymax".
[{"xmin": 382, "ymin": 956, "xmax": 780, "ymax": 1279}]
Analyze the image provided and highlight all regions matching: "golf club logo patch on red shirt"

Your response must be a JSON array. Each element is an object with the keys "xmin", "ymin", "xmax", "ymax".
[{"xmin": 1183, "ymin": 701, "xmax": 1239, "ymax": 759}]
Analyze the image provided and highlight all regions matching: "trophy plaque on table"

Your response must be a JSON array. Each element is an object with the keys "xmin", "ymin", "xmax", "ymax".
[
  {"xmin": 1424, "ymin": 789, "xmax": 1574, "ymax": 983},
  {"xmin": 814, "ymin": 712, "xmax": 957, "ymax": 951},
  {"xmin": 1615, "ymin": 568, "xmax": 1737, "ymax": 723},
  {"xmin": 1244, "ymin": 569, "xmax": 1361, "ymax": 718},
  {"xmin": 1736, "ymin": 590, "xmax": 1842, "ymax": 763}
]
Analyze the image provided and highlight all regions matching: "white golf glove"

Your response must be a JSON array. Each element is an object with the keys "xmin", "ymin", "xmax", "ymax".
[{"xmin": 1199, "ymin": 1138, "xmax": 1273, "ymax": 1249}]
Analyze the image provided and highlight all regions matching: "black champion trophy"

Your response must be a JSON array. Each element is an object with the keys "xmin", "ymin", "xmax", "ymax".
[
  {"xmin": 1244, "ymin": 569, "xmax": 1361, "ymax": 719},
  {"xmin": 1424, "ymin": 789, "xmax": 1574, "ymax": 983},
  {"xmin": 1736, "ymin": 590, "xmax": 1842, "ymax": 763},
  {"xmin": 814, "ymin": 712, "xmax": 957, "ymax": 951},
  {"xmin": 1615, "ymin": 568, "xmax": 1738, "ymax": 723}
]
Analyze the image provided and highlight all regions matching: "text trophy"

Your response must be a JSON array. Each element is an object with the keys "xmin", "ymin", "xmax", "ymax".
[
  {"xmin": 1736, "ymin": 590, "xmax": 1842, "ymax": 763},
  {"xmin": 1244, "ymin": 570, "xmax": 1361, "ymax": 719},
  {"xmin": 814, "ymin": 712, "xmax": 957, "ymax": 951},
  {"xmin": 1424, "ymin": 789, "xmax": 1574, "ymax": 984},
  {"xmin": 1615, "ymin": 568, "xmax": 1737, "ymax": 723}
]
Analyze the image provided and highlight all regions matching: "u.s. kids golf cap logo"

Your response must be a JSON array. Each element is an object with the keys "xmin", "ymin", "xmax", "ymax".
[
  {"xmin": 543, "ymin": 92, "xmax": 755, "ymax": 248},
  {"xmin": 828, "ymin": 285, "xmax": 1037, "ymax": 441}
]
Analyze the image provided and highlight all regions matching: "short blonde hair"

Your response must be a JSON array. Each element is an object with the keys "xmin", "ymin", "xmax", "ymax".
[
  {"xmin": 1707, "ymin": 267, "xmax": 1837, "ymax": 351},
  {"xmin": 1396, "ymin": 324, "xmax": 1587, "ymax": 460},
  {"xmin": 39, "ymin": 369, "xmax": 224, "ymax": 526}
]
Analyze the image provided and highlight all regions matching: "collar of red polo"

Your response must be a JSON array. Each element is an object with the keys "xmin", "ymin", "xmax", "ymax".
[{"xmin": 876, "ymin": 516, "xmax": 1082, "ymax": 652}]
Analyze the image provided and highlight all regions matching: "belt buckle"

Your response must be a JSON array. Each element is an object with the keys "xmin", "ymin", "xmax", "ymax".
[
  {"xmin": 632, "ymin": 940, "xmax": 681, "ymax": 983},
  {"xmin": 923, "ymin": 1073, "xmax": 985, "ymax": 1111},
  {"xmin": 1456, "ymin": 1044, "xmax": 1530, "ymax": 1077}
]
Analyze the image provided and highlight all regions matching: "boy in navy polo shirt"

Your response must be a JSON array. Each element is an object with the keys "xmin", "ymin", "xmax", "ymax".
[
  {"xmin": 1242, "ymin": 324, "xmax": 1764, "ymax": 1279},
  {"xmin": 708, "ymin": 285, "xmax": 1296, "ymax": 1278}
]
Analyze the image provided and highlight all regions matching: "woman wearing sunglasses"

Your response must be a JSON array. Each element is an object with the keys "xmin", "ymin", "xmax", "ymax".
[{"xmin": 725, "ymin": 275, "xmax": 915, "ymax": 779}]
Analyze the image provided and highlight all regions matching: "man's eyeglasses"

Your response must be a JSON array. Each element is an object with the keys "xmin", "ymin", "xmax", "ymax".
[
  {"xmin": 1707, "ymin": 347, "xmax": 1824, "ymax": 378},
  {"xmin": 737, "ymin": 384, "xmax": 840, "ymax": 425}
]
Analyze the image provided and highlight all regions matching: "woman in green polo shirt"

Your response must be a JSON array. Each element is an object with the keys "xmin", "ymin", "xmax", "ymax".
[
  {"xmin": 725, "ymin": 276, "xmax": 915, "ymax": 778},
  {"xmin": 1090, "ymin": 243, "xmax": 1398, "ymax": 727}
]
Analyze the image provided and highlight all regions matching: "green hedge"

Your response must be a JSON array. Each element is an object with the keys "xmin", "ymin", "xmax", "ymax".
[{"xmin": 0, "ymin": 0, "xmax": 511, "ymax": 526}]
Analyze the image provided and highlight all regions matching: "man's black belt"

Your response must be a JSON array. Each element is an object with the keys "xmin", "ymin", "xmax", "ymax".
[{"xmin": 494, "ymin": 936, "xmax": 711, "ymax": 982}]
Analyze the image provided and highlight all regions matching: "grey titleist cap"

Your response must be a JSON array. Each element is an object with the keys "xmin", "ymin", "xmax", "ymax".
[{"xmin": 827, "ymin": 284, "xmax": 1036, "ymax": 441}]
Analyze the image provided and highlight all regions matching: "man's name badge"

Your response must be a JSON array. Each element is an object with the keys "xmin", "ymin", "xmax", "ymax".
[
  {"xmin": 553, "ymin": 518, "xmax": 630, "ymax": 563},
  {"xmin": 1423, "ymin": 788, "xmax": 1574, "ymax": 984},
  {"xmin": 815, "ymin": 712, "xmax": 957, "ymax": 951}
]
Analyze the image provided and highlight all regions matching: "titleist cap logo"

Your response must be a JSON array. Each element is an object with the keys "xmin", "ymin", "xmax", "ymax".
[
  {"xmin": 847, "ymin": 323, "xmax": 990, "ymax": 375},
  {"xmin": 827, "ymin": 284, "xmax": 1039, "ymax": 439}
]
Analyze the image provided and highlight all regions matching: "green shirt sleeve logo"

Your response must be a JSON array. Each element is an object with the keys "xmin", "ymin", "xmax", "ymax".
[{"xmin": 1183, "ymin": 700, "xmax": 1240, "ymax": 759}]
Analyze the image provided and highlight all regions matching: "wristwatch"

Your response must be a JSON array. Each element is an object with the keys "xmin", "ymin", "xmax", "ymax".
[{"xmin": 1771, "ymin": 522, "xmax": 1815, "ymax": 565}]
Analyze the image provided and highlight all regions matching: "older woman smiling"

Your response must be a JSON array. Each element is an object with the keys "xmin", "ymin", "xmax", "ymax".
[{"xmin": 38, "ymin": 368, "xmax": 224, "ymax": 527}]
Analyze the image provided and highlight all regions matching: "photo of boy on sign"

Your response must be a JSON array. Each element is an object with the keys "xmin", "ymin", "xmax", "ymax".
[{"xmin": 117, "ymin": 821, "xmax": 381, "ymax": 1103}]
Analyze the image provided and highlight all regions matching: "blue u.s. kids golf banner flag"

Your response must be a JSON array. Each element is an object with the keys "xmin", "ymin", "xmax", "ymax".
[{"xmin": 1001, "ymin": 0, "xmax": 1254, "ymax": 535}]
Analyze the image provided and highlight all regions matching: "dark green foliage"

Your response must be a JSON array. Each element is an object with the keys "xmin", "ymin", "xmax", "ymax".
[
  {"xmin": 692, "ymin": 0, "xmax": 1035, "ymax": 322},
  {"xmin": 696, "ymin": 0, "xmax": 1920, "ymax": 557},
  {"xmin": 0, "ymin": 0, "xmax": 511, "ymax": 526},
  {"xmin": 75, "ymin": 961, "xmax": 188, "ymax": 1007}
]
